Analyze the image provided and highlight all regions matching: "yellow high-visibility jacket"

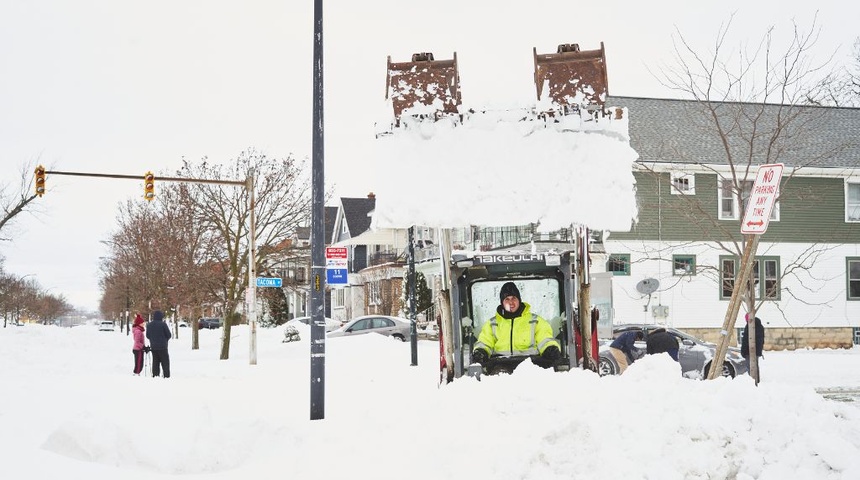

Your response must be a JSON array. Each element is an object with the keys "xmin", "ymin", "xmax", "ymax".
[{"xmin": 474, "ymin": 303, "xmax": 559, "ymax": 357}]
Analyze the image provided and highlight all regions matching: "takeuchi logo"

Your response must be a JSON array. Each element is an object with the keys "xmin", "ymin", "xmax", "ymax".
[{"xmin": 475, "ymin": 254, "xmax": 545, "ymax": 264}]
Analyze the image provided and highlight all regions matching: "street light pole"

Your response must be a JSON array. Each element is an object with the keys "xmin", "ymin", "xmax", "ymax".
[
  {"xmin": 309, "ymin": 0, "xmax": 326, "ymax": 421},
  {"xmin": 247, "ymin": 169, "xmax": 258, "ymax": 366}
]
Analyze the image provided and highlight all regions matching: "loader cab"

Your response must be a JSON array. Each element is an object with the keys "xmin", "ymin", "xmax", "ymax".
[{"xmin": 449, "ymin": 249, "xmax": 578, "ymax": 377}]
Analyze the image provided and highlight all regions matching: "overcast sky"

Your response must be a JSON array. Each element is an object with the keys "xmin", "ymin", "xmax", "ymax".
[{"xmin": 1, "ymin": 1, "xmax": 857, "ymax": 312}]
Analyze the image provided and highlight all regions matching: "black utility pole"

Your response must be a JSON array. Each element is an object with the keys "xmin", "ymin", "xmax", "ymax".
[
  {"xmin": 408, "ymin": 227, "xmax": 418, "ymax": 366},
  {"xmin": 309, "ymin": 0, "xmax": 326, "ymax": 421}
]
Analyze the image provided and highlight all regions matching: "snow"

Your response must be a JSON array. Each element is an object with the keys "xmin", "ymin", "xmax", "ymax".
[
  {"xmin": 3, "ymin": 323, "xmax": 860, "ymax": 479},
  {"xmin": 369, "ymin": 106, "xmax": 639, "ymax": 232}
]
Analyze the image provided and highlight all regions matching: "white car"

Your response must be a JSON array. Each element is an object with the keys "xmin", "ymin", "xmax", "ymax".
[
  {"xmin": 98, "ymin": 321, "xmax": 115, "ymax": 332},
  {"xmin": 327, "ymin": 315, "xmax": 412, "ymax": 341}
]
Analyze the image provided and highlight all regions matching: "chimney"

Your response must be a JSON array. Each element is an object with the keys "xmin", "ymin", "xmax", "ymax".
[{"xmin": 367, "ymin": 192, "xmax": 376, "ymax": 199}]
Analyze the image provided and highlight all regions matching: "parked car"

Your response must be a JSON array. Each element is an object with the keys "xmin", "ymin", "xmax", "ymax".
[
  {"xmin": 98, "ymin": 321, "xmax": 115, "ymax": 332},
  {"xmin": 178, "ymin": 321, "xmax": 189, "ymax": 328},
  {"xmin": 327, "ymin": 315, "xmax": 412, "ymax": 341},
  {"xmin": 291, "ymin": 316, "xmax": 343, "ymax": 333},
  {"xmin": 198, "ymin": 317, "xmax": 222, "ymax": 329},
  {"xmin": 597, "ymin": 324, "xmax": 748, "ymax": 379}
]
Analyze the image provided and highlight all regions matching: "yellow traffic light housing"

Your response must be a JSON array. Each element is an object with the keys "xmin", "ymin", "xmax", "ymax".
[
  {"xmin": 34, "ymin": 165, "xmax": 46, "ymax": 197},
  {"xmin": 144, "ymin": 171, "xmax": 155, "ymax": 201}
]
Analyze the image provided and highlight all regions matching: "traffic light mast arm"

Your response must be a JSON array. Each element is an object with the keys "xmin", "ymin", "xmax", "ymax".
[{"xmin": 43, "ymin": 170, "xmax": 246, "ymax": 186}]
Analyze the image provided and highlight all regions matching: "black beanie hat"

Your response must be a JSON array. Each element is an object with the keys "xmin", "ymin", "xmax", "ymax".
[
  {"xmin": 152, "ymin": 310, "xmax": 164, "ymax": 322},
  {"xmin": 499, "ymin": 282, "xmax": 521, "ymax": 303}
]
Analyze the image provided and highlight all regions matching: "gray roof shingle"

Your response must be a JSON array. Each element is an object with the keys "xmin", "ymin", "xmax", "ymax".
[
  {"xmin": 341, "ymin": 197, "xmax": 375, "ymax": 237},
  {"xmin": 608, "ymin": 96, "xmax": 860, "ymax": 169}
]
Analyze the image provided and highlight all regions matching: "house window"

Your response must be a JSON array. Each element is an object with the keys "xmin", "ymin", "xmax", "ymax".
[
  {"xmin": 718, "ymin": 178, "xmax": 779, "ymax": 221},
  {"xmin": 296, "ymin": 267, "xmax": 306, "ymax": 283},
  {"xmin": 368, "ymin": 280, "xmax": 382, "ymax": 305},
  {"xmin": 847, "ymin": 182, "xmax": 860, "ymax": 222},
  {"xmin": 670, "ymin": 172, "xmax": 695, "ymax": 195},
  {"xmin": 333, "ymin": 288, "xmax": 345, "ymax": 307},
  {"xmin": 720, "ymin": 256, "xmax": 780, "ymax": 300},
  {"xmin": 848, "ymin": 258, "xmax": 860, "ymax": 300},
  {"xmin": 607, "ymin": 254, "xmax": 630, "ymax": 276},
  {"xmin": 672, "ymin": 255, "xmax": 696, "ymax": 276},
  {"xmin": 720, "ymin": 257, "xmax": 736, "ymax": 298}
]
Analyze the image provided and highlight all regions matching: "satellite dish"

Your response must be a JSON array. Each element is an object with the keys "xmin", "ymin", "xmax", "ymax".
[{"xmin": 636, "ymin": 278, "xmax": 659, "ymax": 295}]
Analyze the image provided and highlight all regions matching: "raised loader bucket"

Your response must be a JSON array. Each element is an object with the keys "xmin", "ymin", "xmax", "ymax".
[
  {"xmin": 534, "ymin": 42, "xmax": 608, "ymax": 114},
  {"xmin": 386, "ymin": 52, "xmax": 461, "ymax": 124}
]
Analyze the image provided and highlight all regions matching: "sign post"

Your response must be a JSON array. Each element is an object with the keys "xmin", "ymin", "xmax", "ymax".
[
  {"xmin": 325, "ymin": 247, "xmax": 349, "ymax": 286},
  {"xmin": 741, "ymin": 164, "xmax": 784, "ymax": 234},
  {"xmin": 708, "ymin": 164, "xmax": 783, "ymax": 383}
]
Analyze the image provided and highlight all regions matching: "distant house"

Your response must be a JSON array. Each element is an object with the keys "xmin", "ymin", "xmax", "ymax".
[
  {"xmin": 603, "ymin": 96, "xmax": 860, "ymax": 349},
  {"xmin": 263, "ymin": 206, "xmax": 337, "ymax": 320},
  {"xmin": 329, "ymin": 193, "xmax": 409, "ymax": 321}
]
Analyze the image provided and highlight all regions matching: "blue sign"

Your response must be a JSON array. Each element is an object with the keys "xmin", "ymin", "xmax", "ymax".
[
  {"xmin": 256, "ymin": 277, "xmax": 283, "ymax": 288},
  {"xmin": 326, "ymin": 268, "xmax": 348, "ymax": 285}
]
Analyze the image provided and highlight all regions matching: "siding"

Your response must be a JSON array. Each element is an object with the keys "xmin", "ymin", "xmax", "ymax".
[
  {"xmin": 610, "ymin": 172, "xmax": 860, "ymax": 243},
  {"xmin": 604, "ymin": 240, "xmax": 860, "ymax": 330}
]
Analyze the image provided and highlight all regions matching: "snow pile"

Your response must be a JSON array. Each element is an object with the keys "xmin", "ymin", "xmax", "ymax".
[
  {"xmin": 3, "ymin": 324, "xmax": 860, "ymax": 479},
  {"xmin": 370, "ymin": 106, "xmax": 639, "ymax": 232}
]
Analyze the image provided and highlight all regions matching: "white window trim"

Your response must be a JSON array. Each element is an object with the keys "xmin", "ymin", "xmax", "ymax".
[
  {"xmin": 718, "ymin": 178, "xmax": 742, "ymax": 220},
  {"xmin": 718, "ymin": 177, "xmax": 779, "ymax": 222},
  {"xmin": 846, "ymin": 181, "xmax": 860, "ymax": 223},
  {"xmin": 332, "ymin": 288, "xmax": 345, "ymax": 308},
  {"xmin": 670, "ymin": 172, "xmax": 695, "ymax": 195}
]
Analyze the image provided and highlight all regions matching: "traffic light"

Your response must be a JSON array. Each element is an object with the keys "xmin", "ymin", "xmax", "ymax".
[
  {"xmin": 144, "ymin": 171, "xmax": 155, "ymax": 201},
  {"xmin": 34, "ymin": 165, "xmax": 46, "ymax": 197}
]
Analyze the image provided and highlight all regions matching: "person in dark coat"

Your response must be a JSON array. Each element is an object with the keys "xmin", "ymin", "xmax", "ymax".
[
  {"xmin": 740, "ymin": 313, "xmax": 765, "ymax": 378},
  {"xmin": 608, "ymin": 330, "xmax": 644, "ymax": 374},
  {"xmin": 145, "ymin": 310, "xmax": 172, "ymax": 378},
  {"xmin": 740, "ymin": 314, "xmax": 765, "ymax": 359},
  {"xmin": 646, "ymin": 327, "xmax": 680, "ymax": 361}
]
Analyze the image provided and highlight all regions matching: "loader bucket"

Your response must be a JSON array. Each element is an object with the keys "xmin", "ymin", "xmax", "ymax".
[
  {"xmin": 534, "ymin": 42, "xmax": 608, "ymax": 114},
  {"xmin": 386, "ymin": 52, "xmax": 461, "ymax": 122}
]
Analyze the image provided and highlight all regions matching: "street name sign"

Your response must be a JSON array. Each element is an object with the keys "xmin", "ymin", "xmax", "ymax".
[
  {"xmin": 326, "ymin": 247, "xmax": 349, "ymax": 286},
  {"xmin": 256, "ymin": 277, "xmax": 283, "ymax": 288},
  {"xmin": 741, "ymin": 163, "xmax": 784, "ymax": 235}
]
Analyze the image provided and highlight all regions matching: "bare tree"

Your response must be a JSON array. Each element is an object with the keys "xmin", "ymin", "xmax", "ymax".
[
  {"xmin": 847, "ymin": 38, "xmax": 860, "ymax": 105},
  {"xmin": 178, "ymin": 149, "xmax": 312, "ymax": 360},
  {"xmin": 630, "ymin": 15, "xmax": 854, "ymax": 321},
  {"xmin": 99, "ymin": 183, "xmax": 221, "ymax": 347},
  {"xmin": 0, "ymin": 265, "xmax": 70, "ymax": 327},
  {"xmin": 0, "ymin": 160, "xmax": 42, "ymax": 241}
]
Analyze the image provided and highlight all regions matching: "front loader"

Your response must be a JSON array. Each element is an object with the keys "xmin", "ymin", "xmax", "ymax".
[{"xmin": 381, "ymin": 42, "xmax": 616, "ymax": 382}]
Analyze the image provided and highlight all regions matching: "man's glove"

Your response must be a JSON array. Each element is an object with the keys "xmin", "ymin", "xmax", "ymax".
[
  {"xmin": 472, "ymin": 348, "xmax": 489, "ymax": 365},
  {"xmin": 542, "ymin": 345, "xmax": 561, "ymax": 362},
  {"xmin": 144, "ymin": 346, "xmax": 151, "ymax": 353}
]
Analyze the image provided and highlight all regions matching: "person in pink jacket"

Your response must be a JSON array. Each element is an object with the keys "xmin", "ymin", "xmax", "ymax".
[{"xmin": 132, "ymin": 313, "xmax": 146, "ymax": 375}]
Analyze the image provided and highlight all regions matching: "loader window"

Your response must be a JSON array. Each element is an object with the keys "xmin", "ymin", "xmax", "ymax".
[{"xmin": 470, "ymin": 278, "xmax": 562, "ymax": 337}]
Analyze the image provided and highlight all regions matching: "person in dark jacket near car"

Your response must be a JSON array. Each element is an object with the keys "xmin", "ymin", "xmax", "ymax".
[
  {"xmin": 609, "ymin": 330, "xmax": 644, "ymax": 374},
  {"xmin": 741, "ymin": 313, "xmax": 765, "ymax": 378},
  {"xmin": 145, "ymin": 310, "xmax": 172, "ymax": 378},
  {"xmin": 472, "ymin": 281, "xmax": 561, "ymax": 372},
  {"xmin": 646, "ymin": 328, "xmax": 680, "ymax": 361}
]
